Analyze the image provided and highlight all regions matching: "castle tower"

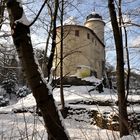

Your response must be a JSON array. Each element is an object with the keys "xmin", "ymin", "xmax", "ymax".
[
  {"xmin": 54, "ymin": 12, "xmax": 105, "ymax": 79},
  {"xmin": 84, "ymin": 12, "xmax": 105, "ymax": 43}
]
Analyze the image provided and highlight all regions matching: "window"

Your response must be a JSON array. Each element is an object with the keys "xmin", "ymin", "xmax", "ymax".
[
  {"xmin": 75, "ymin": 30, "xmax": 79, "ymax": 37},
  {"xmin": 87, "ymin": 33, "xmax": 90, "ymax": 39}
]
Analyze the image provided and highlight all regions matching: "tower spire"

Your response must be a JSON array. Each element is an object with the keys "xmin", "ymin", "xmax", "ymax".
[{"xmin": 93, "ymin": 1, "xmax": 96, "ymax": 12}]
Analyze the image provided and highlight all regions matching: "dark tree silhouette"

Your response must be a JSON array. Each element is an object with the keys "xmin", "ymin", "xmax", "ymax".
[
  {"xmin": 108, "ymin": 0, "xmax": 129, "ymax": 137},
  {"xmin": 6, "ymin": 0, "xmax": 70, "ymax": 140}
]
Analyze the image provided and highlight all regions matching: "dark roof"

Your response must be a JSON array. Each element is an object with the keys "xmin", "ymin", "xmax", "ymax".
[{"xmin": 86, "ymin": 13, "xmax": 102, "ymax": 21}]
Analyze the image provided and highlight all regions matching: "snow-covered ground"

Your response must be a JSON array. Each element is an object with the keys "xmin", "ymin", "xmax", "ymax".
[
  {"xmin": 0, "ymin": 78, "xmax": 140, "ymax": 139},
  {"xmin": 0, "ymin": 113, "xmax": 121, "ymax": 140}
]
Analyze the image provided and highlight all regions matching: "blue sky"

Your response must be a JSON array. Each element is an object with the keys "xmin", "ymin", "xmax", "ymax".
[
  {"xmin": 1, "ymin": 0, "xmax": 140, "ymax": 70},
  {"xmin": 11, "ymin": 0, "xmax": 138, "ymax": 49},
  {"xmin": 69, "ymin": 0, "xmax": 140, "ymax": 70}
]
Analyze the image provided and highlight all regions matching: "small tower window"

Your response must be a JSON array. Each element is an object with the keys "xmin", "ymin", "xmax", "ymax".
[
  {"xmin": 75, "ymin": 30, "xmax": 79, "ymax": 36},
  {"xmin": 87, "ymin": 33, "xmax": 90, "ymax": 39}
]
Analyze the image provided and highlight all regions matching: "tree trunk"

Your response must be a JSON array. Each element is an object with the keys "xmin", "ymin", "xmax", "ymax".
[
  {"xmin": 60, "ymin": 0, "xmax": 65, "ymax": 111},
  {"xmin": 108, "ymin": 0, "xmax": 129, "ymax": 137},
  {"xmin": 6, "ymin": 0, "xmax": 70, "ymax": 139}
]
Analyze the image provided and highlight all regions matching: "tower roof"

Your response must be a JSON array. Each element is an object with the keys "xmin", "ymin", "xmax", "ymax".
[{"xmin": 86, "ymin": 12, "xmax": 102, "ymax": 21}]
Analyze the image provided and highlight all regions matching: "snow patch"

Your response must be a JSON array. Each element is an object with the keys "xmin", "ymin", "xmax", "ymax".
[
  {"xmin": 82, "ymin": 76, "xmax": 101, "ymax": 83},
  {"xmin": 0, "ymin": 94, "xmax": 36, "ymax": 113},
  {"xmin": 0, "ymin": 83, "xmax": 140, "ymax": 139},
  {"xmin": 121, "ymin": 135, "xmax": 137, "ymax": 140},
  {"xmin": 27, "ymin": 33, "xmax": 30, "ymax": 37},
  {"xmin": 15, "ymin": 12, "xmax": 30, "ymax": 26}
]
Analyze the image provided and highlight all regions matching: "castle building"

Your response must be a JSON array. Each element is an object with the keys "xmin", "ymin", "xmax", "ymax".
[{"xmin": 54, "ymin": 12, "xmax": 105, "ymax": 79}]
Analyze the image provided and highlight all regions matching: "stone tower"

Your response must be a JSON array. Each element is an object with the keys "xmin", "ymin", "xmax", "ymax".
[{"xmin": 84, "ymin": 12, "xmax": 105, "ymax": 43}]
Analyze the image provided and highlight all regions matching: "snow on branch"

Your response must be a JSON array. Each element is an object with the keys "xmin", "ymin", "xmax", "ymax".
[
  {"xmin": 15, "ymin": 11, "xmax": 30, "ymax": 26},
  {"xmin": 7, "ymin": 0, "xmax": 30, "ymax": 26}
]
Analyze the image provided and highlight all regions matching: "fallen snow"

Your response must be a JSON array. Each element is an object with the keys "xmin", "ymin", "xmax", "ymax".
[
  {"xmin": 121, "ymin": 135, "xmax": 140, "ymax": 140},
  {"xmin": 82, "ymin": 76, "xmax": 101, "ymax": 83},
  {"xmin": 0, "ymin": 112, "xmax": 139, "ymax": 140},
  {"xmin": 15, "ymin": 12, "xmax": 30, "ymax": 26},
  {"xmin": 0, "ymin": 94, "xmax": 36, "ymax": 113},
  {"xmin": 0, "ymin": 85, "xmax": 140, "ymax": 139},
  {"xmin": 0, "ymin": 86, "xmax": 140, "ymax": 114}
]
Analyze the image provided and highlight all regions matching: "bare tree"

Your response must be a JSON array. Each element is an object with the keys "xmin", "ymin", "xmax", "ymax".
[
  {"xmin": 41, "ymin": 1, "xmax": 53, "ymax": 78},
  {"xmin": 6, "ymin": 0, "xmax": 70, "ymax": 139},
  {"xmin": 108, "ymin": 0, "xmax": 129, "ymax": 137},
  {"xmin": 59, "ymin": 0, "xmax": 65, "ymax": 111}
]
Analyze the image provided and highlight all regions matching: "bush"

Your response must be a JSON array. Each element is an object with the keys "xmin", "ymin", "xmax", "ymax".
[
  {"xmin": 79, "ymin": 69, "xmax": 91, "ymax": 78},
  {"xmin": 0, "ymin": 96, "xmax": 9, "ymax": 107},
  {"xmin": 16, "ymin": 86, "xmax": 31, "ymax": 98},
  {"xmin": 1, "ymin": 72, "xmax": 18, "ymax": 98}
]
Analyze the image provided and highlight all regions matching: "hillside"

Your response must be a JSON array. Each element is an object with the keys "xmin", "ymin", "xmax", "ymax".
[{"xmin": 0, "ymin": 76, "xmax": 140, "ymax": 139}]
